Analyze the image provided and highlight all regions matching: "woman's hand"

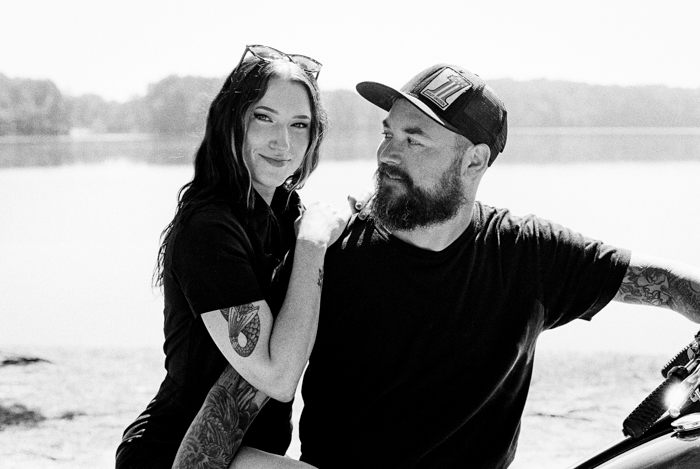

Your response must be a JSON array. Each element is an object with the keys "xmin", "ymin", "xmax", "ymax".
[
  {"xmin": 347, "ymin": 190, "xmax": 375, "ymax": 220},
  {"xmin": 295, "ymin": 201, "xmax": 350, "ymax": 248}
]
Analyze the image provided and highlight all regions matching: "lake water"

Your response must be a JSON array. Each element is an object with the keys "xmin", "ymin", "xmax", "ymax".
[
  {"xmin": 1, "ymin": 130, "xmax": 699, "ymax": 353},
  {"xmin": 3, "ymin": 127, "xmax": 700, "ymax": 167},
  {"xmin": 1, "ymin": 131, "xmax": 699, "ymax": 468}
]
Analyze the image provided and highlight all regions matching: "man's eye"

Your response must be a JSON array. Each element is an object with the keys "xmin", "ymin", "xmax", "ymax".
[{"xmin": 408, "ymin": 138, "xmax": 422, "ymax": 146}]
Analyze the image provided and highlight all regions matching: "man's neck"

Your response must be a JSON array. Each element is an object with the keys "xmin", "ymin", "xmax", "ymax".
[{"xmin": 390, "ymin": 202, "xmax": 475, "ymax": 252}]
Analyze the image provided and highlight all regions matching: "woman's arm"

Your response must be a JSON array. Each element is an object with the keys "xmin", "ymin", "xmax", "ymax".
[
  {"xmin": 173, "ymin": 364, "xmax": 269, "ymax": 469},
  {"xmin": 231, "ymin": 446, "xmax": 317, "ymax": 468},
  {"xmin": 202, "ymin": 201, "xmax": 347, "ymax": 401},
  {"xmin": 172, "ymin": 202, "xmax": 347, "ymax": 469},
  {"xmin": 201, "ymin": 233, "xmax": 330, "ymax": 402}
]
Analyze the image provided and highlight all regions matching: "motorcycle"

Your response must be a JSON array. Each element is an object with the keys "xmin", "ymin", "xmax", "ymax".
[{"xmin": 567, "ymin": 330, "xmax": 700, "ymax": 468}]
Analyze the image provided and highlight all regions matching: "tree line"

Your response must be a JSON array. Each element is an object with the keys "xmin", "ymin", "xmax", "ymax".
[{"xmin": 1, "ymin": 72, "xmax": 699, "ymax": 137}]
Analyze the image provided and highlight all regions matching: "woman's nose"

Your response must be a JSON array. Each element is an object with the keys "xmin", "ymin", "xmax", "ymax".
[{"xmin": 269, "ymin": 125, "xmax": 290, "ymax": 151}]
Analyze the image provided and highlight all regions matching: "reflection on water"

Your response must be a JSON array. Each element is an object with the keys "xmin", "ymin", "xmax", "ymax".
[
  {"xmin": 2, "ymin": 158, "xmax": 699, "ymax": 352},
  {"xmin": 0, "ymin": 134, "xmax": 201, "ymax": 167},
  {"xmin": 2, "ymin": 128, "xmax": 700, "ymax": 167},
  {"xmin": 509, "ymin": 127, "xmax": 700, "ymax": 164}
]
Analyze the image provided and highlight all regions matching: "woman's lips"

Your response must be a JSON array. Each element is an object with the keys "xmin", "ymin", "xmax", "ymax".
[{"xmin": 261, "ymin": 155, "xmax": 290, "ymax": 167}]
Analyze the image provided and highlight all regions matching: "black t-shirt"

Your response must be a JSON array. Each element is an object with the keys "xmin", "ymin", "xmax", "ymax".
[
  {"xmin": 119, "ymin": 188, "xmax": 300, "ymax": 462},
  {"xmin": 300, "ymin": 201, "xmax": 630, "ymax": 469}
]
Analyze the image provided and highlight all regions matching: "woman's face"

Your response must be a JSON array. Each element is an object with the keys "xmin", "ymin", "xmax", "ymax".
[{"xmin": 241, "ymin": 77, "xmax": 312, "ymax": 202}]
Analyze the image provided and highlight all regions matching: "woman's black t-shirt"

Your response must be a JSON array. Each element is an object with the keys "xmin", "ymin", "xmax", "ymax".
[{"xmin": 117, "ymin": 188, "xmax": 301, "ymax": 466}]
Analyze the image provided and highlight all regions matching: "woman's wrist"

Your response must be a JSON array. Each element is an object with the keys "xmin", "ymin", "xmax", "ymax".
[{"xmin": 295, "ymin": 234, "xmax": 331, "ymax": 252}]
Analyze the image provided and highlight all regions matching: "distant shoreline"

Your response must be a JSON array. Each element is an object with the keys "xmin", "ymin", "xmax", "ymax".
[
  {"xmin": 3, "ymin": 74, "xmax": 700, "ymax": 137},
  {"xmin": 3, "ymin": 132, "xmax": 700, "ymax": 167},
  {"xmin": 2, "ymin": 126, "xmax": 700, "ymax": 144}
]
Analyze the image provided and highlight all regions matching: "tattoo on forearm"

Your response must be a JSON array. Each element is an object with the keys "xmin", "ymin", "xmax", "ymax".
[
  {"xmin": 317, "ymin": 267, "xmax": 324, "ymax": 289},
  {"xmin": 220, "ymin": 304, "xmax": 260, "ymax": 357},
  {"xmin": 615, "ymin": 265, "xmax": 700, "ymax": 318},
  {"xmin": 672, "ymin": 277, "xmax": 700, "ymax": 317},
  {"xmin": 171, "ymin": 365, "xmax": 269, "ymax": 469}
]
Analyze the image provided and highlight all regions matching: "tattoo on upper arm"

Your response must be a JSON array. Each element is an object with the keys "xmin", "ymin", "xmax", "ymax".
[
  {"xmin": 615, "ymin": 265, "xmax": 700, "ymax": 317},
  {"xmin": 172, "ymin": 365, "xmax": 269, "ymax": 469},
  {"xmin": 615, "ymin": 265, "xmax": 673, "ymax": 307},
  {"xmin": 220, "ymin": 304, "xmax": 261, "ymax": 357},
  {"xmin": 317, "ymin": 267, "xmax": 324, "ymax": 288}
]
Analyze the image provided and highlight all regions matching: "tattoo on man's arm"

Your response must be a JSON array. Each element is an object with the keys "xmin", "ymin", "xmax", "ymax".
[
  {"xmin": 615, "ymin": 265, "xmax": 700, "ymax": 317},
  {"xmin": 673, "ymin": 278, "xmax": 700, "ymax": 316},
  {"xmin": 220, "ymin": 304, "xmax": 261, "ymax": 357},
  {"xmin": 317, "ymin": 267, "xmax": 324, "ymax": 289},
  {"xmin": 615, "ymin": 265, "xmax": 673, "ymax": 307}
]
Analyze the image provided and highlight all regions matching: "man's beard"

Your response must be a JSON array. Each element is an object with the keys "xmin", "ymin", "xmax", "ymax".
[{"xmin": 372, "ymin": 156, "xmax": 466, "ymax": 231}]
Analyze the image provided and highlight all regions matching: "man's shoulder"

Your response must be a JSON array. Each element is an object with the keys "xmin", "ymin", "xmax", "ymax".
[
  {"xmin": 329, "ymin": 215, "xmax": 390, "ymax": 253},
  {"xmin": 475, "ymin": 201, "xmax": 599, "ymax": 253},
  {"xmin": 474, "ymin": 201, "xmax": 548, "ymax": 234}
]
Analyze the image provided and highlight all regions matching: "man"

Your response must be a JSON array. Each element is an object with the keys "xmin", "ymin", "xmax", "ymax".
[{"xmin": 179, "ymin": 64, "xmax": 700, "ymax": 468}]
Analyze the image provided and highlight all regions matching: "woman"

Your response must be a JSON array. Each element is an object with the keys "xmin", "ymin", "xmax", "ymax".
[{"xmin": 116, "ymin": 45, "xmax": 347, "ymax": 469}]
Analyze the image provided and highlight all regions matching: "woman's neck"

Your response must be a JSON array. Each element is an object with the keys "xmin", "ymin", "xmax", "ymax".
[{"xmin": 254, "ymin": 184, "xmax": 275, "ymax": 206}]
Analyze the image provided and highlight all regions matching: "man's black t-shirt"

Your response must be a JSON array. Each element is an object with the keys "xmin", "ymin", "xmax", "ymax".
[
  {"xmin": 300, "ymin": 201, "xmax": 630, "ymax": 468},
  {"xmin": 117, "ymin": 188, "xmax": 300, "ymax": 467}
]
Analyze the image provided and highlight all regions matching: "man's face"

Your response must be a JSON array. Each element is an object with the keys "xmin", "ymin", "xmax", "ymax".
[{"xmin": 373, "ymin": 98, "xmax": 468, "ymax": 231}]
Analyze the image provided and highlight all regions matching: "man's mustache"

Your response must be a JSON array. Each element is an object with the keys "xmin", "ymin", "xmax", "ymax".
[{"xmin": 377, "ymin": 164, "xmax": 411, "ymax": 183}]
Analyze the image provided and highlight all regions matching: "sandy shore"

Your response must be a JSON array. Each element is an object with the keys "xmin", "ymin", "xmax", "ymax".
[{"xmin": 0, "ymin": 345, "xmax": 668, "ymax": 469}]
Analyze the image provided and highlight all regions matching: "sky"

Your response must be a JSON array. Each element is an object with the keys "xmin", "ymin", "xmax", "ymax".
[{"xmin": 2, "ymin": 0, "xmax": 699, "ymax": 102}]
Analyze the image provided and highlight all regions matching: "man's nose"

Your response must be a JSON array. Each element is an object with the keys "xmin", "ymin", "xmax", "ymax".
[{"xmin": 377, "ymin": 138, "xmax": 400, "ymax": 164}]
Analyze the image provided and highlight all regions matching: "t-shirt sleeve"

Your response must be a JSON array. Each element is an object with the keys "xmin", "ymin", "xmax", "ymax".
[
  {"xmin": 526, "ymin": 217, "xmax": 631, "ymax": 329},
  {"xmin": 172, "ymin": 208, "xmax": 264, "ymax": 317}
]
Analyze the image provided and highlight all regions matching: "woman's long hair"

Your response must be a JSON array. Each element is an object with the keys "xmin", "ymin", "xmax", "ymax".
[{"xmin": 154, "ymin": 57, "xmax": 328, "ymax": 287}]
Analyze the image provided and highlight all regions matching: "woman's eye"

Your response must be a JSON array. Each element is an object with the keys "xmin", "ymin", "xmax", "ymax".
[
  {"xmin": 292, "ymin": 122, "xmax": 309, "ymax": 129},
  {"xmin": 408, "ymin": 138, "xmax": 421, "ymax": 146},
  {"xmin": 254, "ymin": 113, "xmax": 272, "ymax": 122}
]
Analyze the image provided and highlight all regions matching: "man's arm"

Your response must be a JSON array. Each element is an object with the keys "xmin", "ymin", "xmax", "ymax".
[{"xmin": 613, "ymin": 252, "xmax": 700, "ymax": 323}]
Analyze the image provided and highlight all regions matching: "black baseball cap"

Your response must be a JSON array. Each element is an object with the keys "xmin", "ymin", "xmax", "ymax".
[{"xmin": 356, "ymin": 64, "xmax": 508, "ymax": 165}]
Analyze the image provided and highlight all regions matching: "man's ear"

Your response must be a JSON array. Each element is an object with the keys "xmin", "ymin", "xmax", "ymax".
[{"xmin": 463, "ymin": 143, "xmax": 490, "ymax": 175}]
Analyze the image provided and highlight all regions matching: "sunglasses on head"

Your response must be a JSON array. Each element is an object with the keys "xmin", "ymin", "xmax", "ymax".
[{"xmin": 236, "ymin": 44, "xmax": 322, "ymax": 80}]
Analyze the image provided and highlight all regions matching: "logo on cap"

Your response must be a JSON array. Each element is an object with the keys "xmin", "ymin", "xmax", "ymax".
[{"xmin": 420, "ymin": 68, "xmax": 472, "ymax": 110}]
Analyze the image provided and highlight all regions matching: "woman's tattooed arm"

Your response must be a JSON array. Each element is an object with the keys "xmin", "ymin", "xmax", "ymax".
[
  {"xmin": 614, "ymin": 254, "xmax": 700, "ymax": 323},
  {"xmin": 221, "ymin": 304, "xmax": 261, "ymax": 357},
  {"xmin": 172, "ymin": 365, "xmax": 269, "ymax": 469},
  {"xmin": 317, "ymin": 268, "xmax": 324, "ymax": 289},
  {"xmin": 171, "ymin": 304, "xmax": 269, "ymax": 468}
]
